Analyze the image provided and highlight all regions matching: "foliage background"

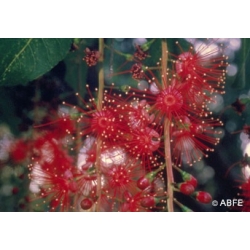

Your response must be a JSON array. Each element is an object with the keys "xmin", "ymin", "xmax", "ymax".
[
  {"xmin": 1, "ymin": 1, "xmax": 250, "ymax": 250},
  {"xmin": 0, "ymin": 38, "xmax": 250, "ymax": 212}
]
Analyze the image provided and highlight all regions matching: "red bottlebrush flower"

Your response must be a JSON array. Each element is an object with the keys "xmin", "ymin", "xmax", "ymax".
[
  {"xmin": 174, "ymin": 42, "xmax": 227, "ymax": 94},
  {"xmin": 83, "ymin": 48, "xmax": 100, "ymax": 66},
  {"xmin": 77, "ymin": 172, "xmax": 97, "ymax": 199},
  {"xmin": 119, "ymin": 174, "xmax": 167, "ymax": 212},
  {"xmin": 155, "ymin": 84, "xmax": 184, "ymax": 118},
  {"xmin": 66, "ymin": 88, "xmax": 131, "ymax": 147},
  {"xmin": 37, "ymin": 116, "xmax": 75, "ymax": 138},
  {"xmin": 32, "ymin": 133, "xmax": 74, "ymax": 176},
  {"xmin": 30, "ymin": 164, "xmax": 79, "ymax": 211},
  {"xmin": 139, "ymin": 79, "xmax": 195, "ymax": 122},
  {"xmin": 178, "ymin": 182, "xmax": 195, "ymax": 195},
  {"xmin": 51, "ymin": 117, "xmax": 75, "ymax": 138},
  {"xmin": 194, "ymin": 191, "xmax": 212, "ymax": 204},
  {"xmin": 119, "ymin": 191, "xmax": 146, "ymax": 212},
  {"xmin": 175, "ymin": 52, "xmax": 195, "ymax": 78},
  {"xmin": 126, "ymin": 100, "xmax": 155, "ymax": 130},
  {"xmin": 29, "ymin": 136, "xmax": 78, "ymax": 211},
  {"xmin": 125, "ymin": 127, "xmax": 160, "ymax": 159},
  {"xmin": 171, "ymin": 116, "xmax": 221, "ymax": 166},
  {"xmin": 90, "ymin": 109, "xmax": 118, "ymax": 138},
  {"xmin": 77, "ymin": 136, "xmax": 97, "ymax": 172},
  {"xmin": 101, "ymin": 157, "xmax": 143, "ymax": 200},
  {"xmin": 9, "ymin": 140, "xmax": 28, "ymax": 163}
]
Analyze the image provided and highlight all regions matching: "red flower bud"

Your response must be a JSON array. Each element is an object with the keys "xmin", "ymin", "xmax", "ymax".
[
  {"xmin": 178, "ymin": 182, "xmax": 195, "ymax": 195},
  {"xmin": 137, "ymin": 167, "xmax": 163, "ymax": 190},
  {"xmin": 185, "ymin": 176, "xmax": 198, "ymax": 189},
  {"xmin": 12, "ymin": 187, "xmax": 19, "ymax": 195},
  {"xmin": 140, "ymin": 196, "xmax": 161, "ymax": 208},
  {"xmin": 80, "ymin": 198, "xmax": 93, "ymax": 210},
  {"xmin": 137, "ymin": 177, "xmax": 151, "ymax": 190},
  {"xmin": 194, "ymin": 191, "xmax": 212, "ymax": 204},
  {"xmin": 140, "ymin": 196, "xmax": 156, "ymax": 208},
  {"xmin": 180, "ymin": 170, "xmax": 198, "ymax": 188}
]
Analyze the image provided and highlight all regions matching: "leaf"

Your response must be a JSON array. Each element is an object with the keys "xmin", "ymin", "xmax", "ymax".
[
  {"xmin": 0, "ymin": 38, "xmax": 72, "ymax": 86},
  {"xmin": 232, "ymin": 38, "xmax": 250, "ymax": 89},
  {"xmin": 64, "ymin": 40, "xmax": 88, "ymax": 95},
  {"xmin": 0, "ymin": 87, "xmax": 21, "ymax": 135}
]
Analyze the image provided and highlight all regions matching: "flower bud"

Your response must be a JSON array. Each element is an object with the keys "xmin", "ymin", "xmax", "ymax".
[
  {"xmin": 80, "ymin": 198, "xmax": 93, "ymax": 210},
  {"xmin": 137, "ymin": 177, "xmax": 151, "ymax": 190},
  {"xmin": 179, "ymin": 169, "xmax": 198, "ymax": 188},
  {"xmin": 194, "ymin": 191, "xmax": 212, "ymax": 204},
  {"xmin": 178, "ymin": 182, "xmax": 195, "ymax": 195},
  {"xmin": 140, "ymin": 196, "xmax": 160, "ymax": 208},
  {"xmin": 185, "ymin": 175, "xmax": 198, "ymax": 189},
  {"xmin": 137, "ymin": 167, "xmax": 163, "ymax": 190},
  {"xmin": 12, "ymin": 187, "xmax": 19, "ymax": 195}
]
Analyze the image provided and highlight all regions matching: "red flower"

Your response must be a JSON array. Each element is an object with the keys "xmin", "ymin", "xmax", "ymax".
[
  {"xmin": 119, "ymin": 191, "xmax": 146, "ymax": 212},
  {"xmin": 124, "ymin": 127, "xmax": 160, "ymax": 162},
  {"xmin": 101, "ymin": 156, "xmax": 143, "ymax": 200},
  {"xmin": 30, "ymin": 163, "xmax": 79, "ymax": 211},
  {"xmin": 125, "ymin": 100, "xmax": 155, "ymax": 130},
  {"xmin": 174, "ymin": 44, "xmax": 227, "ymax": 94},
  {"xmin": 9, "ymin": 140, "xmax": 28, "ymax": 163},
  {"xmin": 34, "ymin": 113, "xmax": 75, "ymax": 139},
  {"xmin": 155, "ymin": 84, "xmax": 184, "ymax": 118},
  {"xmin": 171, "ymin": 116, "xmax": 221, "ymax": 166}
]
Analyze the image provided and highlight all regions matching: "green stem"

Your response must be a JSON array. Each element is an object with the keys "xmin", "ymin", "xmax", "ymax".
[{"xmin": 104, "ymin": 44, "xmax": 134, "ymax": 61}]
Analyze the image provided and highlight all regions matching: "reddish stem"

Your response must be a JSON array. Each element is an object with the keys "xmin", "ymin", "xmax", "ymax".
[
  {"xmin": 162, "ymin": 39, "xmax": 174, "ymax": 212},
  {"xmin": 96, "ymin": 38, "xmax": 104, "ymax": 212}
]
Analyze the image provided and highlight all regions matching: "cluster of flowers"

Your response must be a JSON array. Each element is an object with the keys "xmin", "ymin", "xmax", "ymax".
[{"xmin": 8, "ymin": 40, "xmax": 228, "ymax": 211}]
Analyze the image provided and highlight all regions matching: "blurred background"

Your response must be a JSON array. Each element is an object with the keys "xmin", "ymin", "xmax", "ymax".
[{"xmin": 0, "ymin": 38, "xmax": 250, "ymax": 212}]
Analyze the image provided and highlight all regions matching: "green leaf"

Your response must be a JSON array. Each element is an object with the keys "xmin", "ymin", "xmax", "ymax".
[
  {"xmin": 0, "ymin": 88, "xmax": 21, "ymax": 135},
  {"xmin": 232, "ymin": 38, "xmax": 250, "ymax": 89},
  {"xmin": 0, "ymin": 38, "xmax": 72, "ymax": 86},
  {"xmin": 64, "ymin": 40, "xmax": 88, "ymax": 95}
]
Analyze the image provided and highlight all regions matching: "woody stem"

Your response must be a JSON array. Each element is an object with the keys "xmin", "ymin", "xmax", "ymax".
[
  {"xmin": 96, "ymin": 38, "xmax": 104, "ymax": 212},
  {"xmin": 162, "ymin": 39, "xmax": 174, "ymax": 212}
]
